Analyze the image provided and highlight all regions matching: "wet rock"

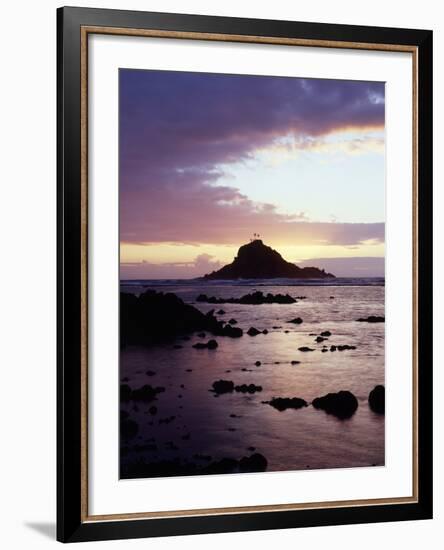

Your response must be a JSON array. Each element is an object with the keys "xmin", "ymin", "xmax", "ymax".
[
  {"xmin": 247, "ymin": 446, "xmax": 256, "ymax": 452},
  {"xmin": 320, "ymin": 331, "xmax": 332, "ymax": 337},
  {"xmin": 211, "ymin": 380, "xmax": 235, "ymax": 394},
  {"xmin": 239, "ymin": 453, "xmax": 268, "ymax": 472},
  {"xmin": 321, "ymin": 348, "xmax": 328, "ymax": 353},
  {"xmin": 120, "ymin": 384, "xmax": 132, "ymax": 402},
  {"xmin": 298, "ymin": 346, "xmax": 315, "ymax": 352},
  {"xmin": 255, "ymin": 361, "xmax": 261, "ymax": 367},
  {"xmin": 262, "ymin": 329, "xmax": 269, "ymax": 335},
  {"xmin": 192, "ymin": 339, "xmax": 218, "ymax": 349},
  {"xmin": 356, "ymin": 316, "xmax": 385, "ymax": 323},
  {"xmin": 145, "ymin": 370, "xmax": 156, "ymax": 376},
  {"xmin": 312, "ymin": 391, "xmax": 358, "ymax": 419},
  {"xmin": 131, "ymin": 384, "xmax": 165, "ymax": 402},
  {"xmin": 337, "ymin": 344, "xmax": 356, "ymax": 351},
  {"xmin": 217, "ymin": 309, "xmax": 226, "ymax": 315},
  {"xmin": 120, "ymin": 289, "xmax": 230, "ymax": 346},
  {"xmin": 121, "ymin": 417, "xmax": 139, "ymax": 440},
  {"xmin": 228, "ymin": 318, "xmax": 238, "ymax": 325},
  {"xmin": 221, "ymin": 324, "xmax": 243, "ymax": 338},
  {"xmin": 291, "ymin": 360, "xmax": 301, "ymax": 365},
  {"xmin": 193, "ymin": 454, "xmax": 212, "ymax": 461},
  {"xmin": 204, "ymin": 458, "xmax": 238, "ymax": 475},
  {"xmin": 266, "ymin": 397, "xmax": 308, "ymax": 411},
  {"xmin": 369, "ymin": 385, "xmax": 385, "ymax": 414},
  {"xmin": 247, "ymin": 327, "xmax": 261, "ymax": 336},
  {"xmin": 197, "ymin": 291, "xmax": 297, "ymax": 305},
  {"xmin": 330, "ymin": 345, "xmax": 337, "ymax": 352},
  {"xmin": 234, "ymin": 384, "xmax": 263, "ymax": 393},
  {"xmin": 159, "ymin": 415, "xmax": 176, "ymax": 424},
  {"xmin": 288, "ymin": 317, "xmax": 303, "ymax": 324},
  {"xmin": 315, "ymin": 336, "xmax": 327, "ymax": 343}
]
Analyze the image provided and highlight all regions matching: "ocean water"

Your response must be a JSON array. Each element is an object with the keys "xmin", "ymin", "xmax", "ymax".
[{"xmin": 120, "ymin": 279, "xmax": 385, "ymax": 478}]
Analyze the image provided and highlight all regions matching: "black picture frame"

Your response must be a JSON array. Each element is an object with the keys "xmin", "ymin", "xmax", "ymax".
[{"xmin": 57, "ymin": 6, "xmax": 433, "ymax": 543}]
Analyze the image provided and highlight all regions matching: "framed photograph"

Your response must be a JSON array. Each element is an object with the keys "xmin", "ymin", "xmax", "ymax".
[{"xmin": 57, "ymin": 6, "xmax": 433, "ymax": 543}]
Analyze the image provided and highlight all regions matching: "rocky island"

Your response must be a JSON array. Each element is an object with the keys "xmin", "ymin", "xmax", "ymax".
[{"xmin": 202, "ymin": 239, "xmax": 334, "ymax": 280}]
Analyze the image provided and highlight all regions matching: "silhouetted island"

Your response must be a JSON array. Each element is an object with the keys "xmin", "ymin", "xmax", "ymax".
[{"xmin": 202, "ymin": 239, "xmax": 334, "ymax": 280}]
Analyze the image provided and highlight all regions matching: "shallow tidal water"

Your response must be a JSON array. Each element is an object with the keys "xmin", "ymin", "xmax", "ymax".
[{"xmin": 120, "ymin": 281, "xmax": 385, "ymax": 478}]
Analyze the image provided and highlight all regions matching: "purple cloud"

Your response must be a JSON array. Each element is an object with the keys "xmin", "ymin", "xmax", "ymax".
[{"xmin": 119, "ymin": 69, "xmax": 385, "ymax": 246}]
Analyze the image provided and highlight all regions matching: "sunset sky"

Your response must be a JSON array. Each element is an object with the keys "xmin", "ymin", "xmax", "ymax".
[{"xmin": 119, "ymin": 69, "xmax": 385, "ymax": 279}]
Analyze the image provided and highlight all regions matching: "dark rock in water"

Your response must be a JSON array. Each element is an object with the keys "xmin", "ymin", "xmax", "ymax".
[
  {"xmin": 330, "ymin": 345, "xmax": 337, "ymax": 352},
  {"xmin": 315, "ymin": 336, "xmax": 327, "ymax": 343},
  {"xmin": 234, "ymin": 384, "xmax": 262, "ymax": 393},
  {"xmin": 204, "ymin": 457, "xmax": 239, "ymax": 475},
  {"xmin": 255, "ymin": 361, "xmax": 261, "ymax": 367},
  {"xmin": 193, "ymin": 454, "xmax": 212, "ymax": 461},
  {"xmin": 197, "ymin": 332, "xmax": 206, "ymax": 338},
  {"xmin": 192, "ymin": 342, "xmax": 207, "ymax": 349},
  {"xmin": 320, "ymin": 331, "xmax": 332, "ymax": 337},
  {"xmin": 247, "ymin": 327, "xmax": 261, "ymax": 336},
  {"xmin": 145, "ymin": 370, "xmax": 156, "ymax": 376},
  {"xmin": 337, "ymin": 344, "xmax": 356, "ymax": 351},
  {"xmin": 193, "ymin": 339, "xmax": 218, "ymax": 350},
  {"xmin": 131, "ymin": 384, "xmax": 165, "ymax": 402},
  {"xmin": 284, "ymin": 330, "xmax": 290, "ymax": 333},
  {"xmin": 120, "ymin": 290, "xmax": 228, "ymax": 346},
  {"xmin": 228, "ymin": 318, "xmax": 238, "ymax": 325},
  {"xmin": 202, "ymin": 240, "xmax": 334, "ymax": 280},
  {"xmin": 266, "ymin": 397, "xmax": 308, "ymax": 411},
  {"xmin": 239, "ymin": 453, "xmax": 268, "ymax": 472},
  {"xmin": 217, "ymin": 309, "xmax": 226, "ymax": 315},
  {"xmin": 211, "ymin": 380, "xmax": 235, "ymax": 394},
  {"xmin": 121, "ymin": 417, "xmax": 138, "ymax": 440},
  {"xmin": 291, "ymin": 360, "xmax": 301, "ymax": 365},
  {"xmin": 321, "ymin": 348, "xmax": 328, "ymax": 353},
  {"xmin": 120, "ymin": 384, "xmax": 132, "ymax": 402},
  {"xmin": 159, "ymin": 415, "xmax": 176, "ymax": 424},
  {"xmin": 330, "ymin": 296, "xmax": 335, "ymax": 299},
  {"xmin": 247, "ymin": 446, "xmax": 256, "ymax": 452},
  {"xmin": 369, "ymin": 385, "xmax": 385, "ymax": 414},
  {"xmin": 298, "ymin": 346, "xmax": 315, "ymax": 352},
  {"xmin": 221, "ymin": 324, "xmax": 243, "ymax": 338},
  {"xmin": 197, "ymin": 290, "xmax": 297, "ymax": 305},
  {"xmin": 357, "ymin": 316, "xmax": 385, "ymax": 323},
  {"xmin": 312, "ymin": 391, "xmax": 358, "ymax": 419},
  {"xmin": 262, "ymin": 329, "xmax": 268, "ymax": 335},
  {"xmin": 288, "ymin": 317, "xmax": 303, "ymax": 324}
]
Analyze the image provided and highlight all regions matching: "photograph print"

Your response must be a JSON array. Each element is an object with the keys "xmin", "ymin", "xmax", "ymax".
[{"xmin": 119, "ymin": 69, "xmax": 386, "ymax": 480}]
